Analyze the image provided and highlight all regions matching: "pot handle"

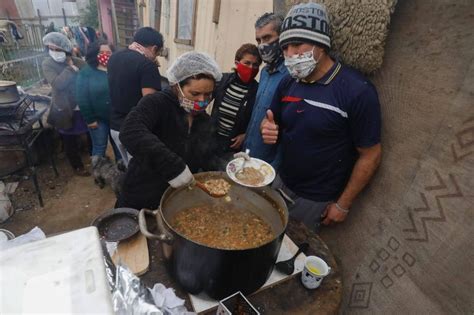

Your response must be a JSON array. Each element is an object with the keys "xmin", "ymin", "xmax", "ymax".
[{"xmin": 138, "ymin": 208, "xmax": 174, "ymax": 244}]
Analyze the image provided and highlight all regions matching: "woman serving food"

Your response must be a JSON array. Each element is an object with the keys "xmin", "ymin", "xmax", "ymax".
[{"xmin": 116, "ymin": 52, "xmax": 224, "ymax": 209}]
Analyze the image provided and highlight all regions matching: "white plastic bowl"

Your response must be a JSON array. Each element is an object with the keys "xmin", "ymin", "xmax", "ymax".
[{"xmin": 226, "ymin": 157, "xmax": 276, "ymax": 188}]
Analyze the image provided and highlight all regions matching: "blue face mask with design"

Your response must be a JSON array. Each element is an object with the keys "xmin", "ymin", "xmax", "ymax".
[{"xmin": 177, "ymin": 85, "xmax": 210, "ymax": 113}]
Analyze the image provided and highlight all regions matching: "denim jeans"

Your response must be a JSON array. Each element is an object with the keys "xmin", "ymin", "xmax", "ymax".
[{"xmin": 89, "ymin": 120, "xmax": 122, "ymax": 160}]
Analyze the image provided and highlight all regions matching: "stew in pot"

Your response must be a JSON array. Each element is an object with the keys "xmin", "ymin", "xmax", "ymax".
[
  {"xmin": 202, "ymin": 179, "xmax": 231, "ymax": 196},
  {"xmin": 171, "ymin": 205, "xmax": 274, "ymax": 250}
]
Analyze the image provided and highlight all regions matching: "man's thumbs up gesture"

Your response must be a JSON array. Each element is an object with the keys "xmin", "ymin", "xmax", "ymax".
[{"xmin": 261, "ymin": 110, "xmax": 279, "ymax": 144}]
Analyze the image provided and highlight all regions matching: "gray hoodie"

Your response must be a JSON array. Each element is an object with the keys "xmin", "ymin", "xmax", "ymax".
[{"xmin": 42, "ymin": 56, "xmax": 85, "ymax": 129}]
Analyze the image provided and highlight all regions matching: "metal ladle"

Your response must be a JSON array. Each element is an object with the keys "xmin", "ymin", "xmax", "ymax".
[{"xmin": 194, "ymin": 180, "xmax": 227, "ymax": 198}]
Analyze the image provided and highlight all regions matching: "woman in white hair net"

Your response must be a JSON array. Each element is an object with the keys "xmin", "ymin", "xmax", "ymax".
[
  {"xmin": 42, "ymin": 32, "xmax": 90, "ymax": 176},
  {"xmin": 116, "ymin": 51, "xmax": 224, "ymax": 209}
]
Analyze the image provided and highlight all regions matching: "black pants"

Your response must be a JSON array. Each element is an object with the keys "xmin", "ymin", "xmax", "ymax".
[
  {"xmin": 272, "ymin": 175, "xmax": 330, "ymax": 233},
  {"xmin": 61, "ymin": 134, "xmax": 91, "ymax": 170}
]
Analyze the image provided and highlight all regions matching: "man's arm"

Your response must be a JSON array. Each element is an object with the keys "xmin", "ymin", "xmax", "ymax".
[
  {"xmin": 140, "ymin": 59, "xmax": 162, "ymax": 97},
  {"xmin": 142, "ymin": 87, "xmax": 157, "ymax": 96},
  {"xmin": 322, "ymin": 143, "xmax": 382, "ymax": 225},
  {"xmin": 261, "ymin": 110, "xmax": 279, "ymax": 144},
  {"xmin": 261, "ymin": 76, "xmax": 290, "ymax": 144}
]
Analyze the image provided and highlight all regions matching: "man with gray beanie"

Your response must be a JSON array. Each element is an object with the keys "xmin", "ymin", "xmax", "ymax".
[
  {"xmin": 243, "ymin": 12, "xmax": 288, "ymax": 167},
  {"xmin": 261, "ymin": 2, "xmax": 382, "ymax": 232}
]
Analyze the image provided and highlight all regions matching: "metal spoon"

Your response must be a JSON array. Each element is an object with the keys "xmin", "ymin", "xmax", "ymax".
[
  {"xmin": 275, "ymin": 242, "xmax": 309, "ymax": 275},
  {"xmin": 236, "ymin": 149, "xmax": 251, "ymax": 175}
]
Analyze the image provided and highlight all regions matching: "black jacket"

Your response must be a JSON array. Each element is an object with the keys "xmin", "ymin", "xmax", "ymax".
[
  {"xmin": 108, "ymin": 48, "xmax": 162, "ymax": 131},
  {"xmin": 211, "ymin": 72, "xmax": 258, "ymax": 151},
  {"xmin": 118, "ymin": 88, "xmax": 222, "ymax": 209}
]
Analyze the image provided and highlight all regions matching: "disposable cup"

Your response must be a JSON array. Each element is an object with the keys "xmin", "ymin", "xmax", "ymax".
[{"xmin": 301, "ymin": 255, "xmax": 331, "ymax": 289}]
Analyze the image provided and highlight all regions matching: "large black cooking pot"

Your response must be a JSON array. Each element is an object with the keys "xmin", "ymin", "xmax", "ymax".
[{"xmin": 139, "ymin": 172, "xmax": 288, "ymax": 299}]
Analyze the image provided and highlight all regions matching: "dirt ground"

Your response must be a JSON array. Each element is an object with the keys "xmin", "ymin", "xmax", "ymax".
[
  {"xmin": 0, "ymin": 150, "xmax": 116, "ymax": 237},
  {"xmin": 2, "ymin": 2, "xmax": 472, "ymax": 313}
]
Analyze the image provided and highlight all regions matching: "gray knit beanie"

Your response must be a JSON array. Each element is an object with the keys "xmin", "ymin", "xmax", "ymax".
[{"xmin": 279, "ymin": 2, "xmax": 331, "ymax": 49}]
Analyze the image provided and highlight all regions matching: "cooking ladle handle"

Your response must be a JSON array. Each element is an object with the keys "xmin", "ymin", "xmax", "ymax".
[
  {"xmin": 292, "ymin": 242, "xmax": 309, "ymax": 260},
  {"xmin": 194, "ymin": 180, "xmax": 226, "ymax": 198},
  {"xmin": 195, "ymin": 181, "xmax": 213, "ymax": 196},
  {"xmin": 138, "ymin": 208, "xmax": 174, "ymax": 244}
]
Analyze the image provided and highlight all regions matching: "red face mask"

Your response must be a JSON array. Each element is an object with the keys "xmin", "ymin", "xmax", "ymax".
[
  {"xmin": 235, "ymin": 62, "xmax": 259, "ymax": 83},
  {"xmin": 97, "ymin": 52, "xmax": 111, "ymax": 67}
]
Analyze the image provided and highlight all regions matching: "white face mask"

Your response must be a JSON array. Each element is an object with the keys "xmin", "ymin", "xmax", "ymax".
[
  {"xmin": 49, "ymin": 50, "xmax": 67, "ymax": 63},
  {"xmin": 284, "ymin": 46, "xmax": 319, "ymax": 80}
]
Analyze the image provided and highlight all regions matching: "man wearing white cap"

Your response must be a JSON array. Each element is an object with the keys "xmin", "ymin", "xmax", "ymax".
[{"xmin": 261, "ymin": 2, "xmax": 382, "ymax": 232}]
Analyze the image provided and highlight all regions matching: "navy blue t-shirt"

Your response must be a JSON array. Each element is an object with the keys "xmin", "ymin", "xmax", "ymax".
[{"xmin": 270, "ymin": 62, "xmax": 381, "ymax": 201}]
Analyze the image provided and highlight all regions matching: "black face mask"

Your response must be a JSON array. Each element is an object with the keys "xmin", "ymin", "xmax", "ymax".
[{"xmin": 258, "ymin": 39, "xmax": 282, "ymax": 64}]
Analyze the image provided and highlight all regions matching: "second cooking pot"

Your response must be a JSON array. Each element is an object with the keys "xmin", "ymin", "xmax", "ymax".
[
  {"xmin": 139, "ymin": 171, "xmax": 288, "ymax": 299},
  {"xmin": 0, "ymin": 81, "xmax": 20, "ymax": 104}
]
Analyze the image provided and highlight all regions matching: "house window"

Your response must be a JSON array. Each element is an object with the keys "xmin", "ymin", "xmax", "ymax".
[{"xmin": 175, "ymin": 0, "xmax": 196, "ymax": 45}]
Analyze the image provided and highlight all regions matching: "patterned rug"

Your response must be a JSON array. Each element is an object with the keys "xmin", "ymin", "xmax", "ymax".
[{"xmin": 320, "ymin": 0, "xmax": 474, "ymax": 313}]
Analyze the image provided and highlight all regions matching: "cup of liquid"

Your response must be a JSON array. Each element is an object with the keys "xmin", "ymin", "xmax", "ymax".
[{"xmin": 301, "ymin": 256, "xmax": 331, "ymax": 289}]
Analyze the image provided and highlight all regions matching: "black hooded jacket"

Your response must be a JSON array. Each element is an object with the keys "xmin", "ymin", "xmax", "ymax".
[{"xmin": 118, "ymin": 88, "xmax": 222, "ymax": 209}]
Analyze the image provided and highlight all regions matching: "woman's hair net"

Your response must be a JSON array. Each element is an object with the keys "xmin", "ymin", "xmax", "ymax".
[
  {"xmin": 42, "ymin": 32, "xmax": 73, "ymax": 53},
  {"xmin": 166, "ymin": 52, "xmax": 222, "ymax": 85}
]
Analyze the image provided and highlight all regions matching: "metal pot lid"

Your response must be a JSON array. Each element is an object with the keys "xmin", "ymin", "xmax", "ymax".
[{"xmin": 0, "ymin": 81, "xmax": 17, "ymax": 87}]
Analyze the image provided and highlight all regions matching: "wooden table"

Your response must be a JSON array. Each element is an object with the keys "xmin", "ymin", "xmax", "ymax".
[{"xmin": 140, "ymin": 219, "xmax": 342, "ymax": 314}]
